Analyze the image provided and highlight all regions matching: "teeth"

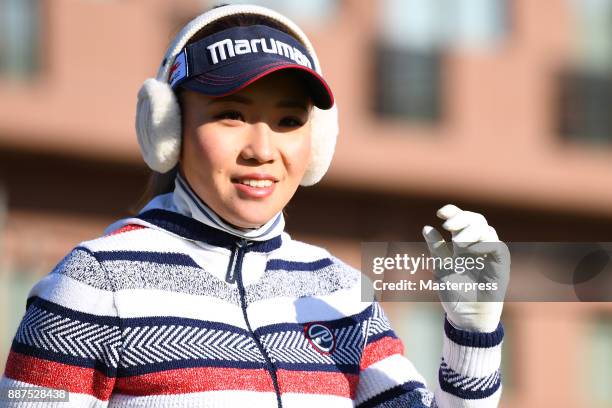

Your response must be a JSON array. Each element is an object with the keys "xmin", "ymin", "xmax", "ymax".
[{"xmin": 240, "ymin": 179, "xmax": 273, "ymax": 188}]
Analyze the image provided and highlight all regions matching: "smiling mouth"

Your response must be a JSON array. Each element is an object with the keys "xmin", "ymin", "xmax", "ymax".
[
  {"xmin": 231, "ymin": 175, "xmax": 278, "ymax": 198},
  {"xmin": 237, "ymin": 179, "xmax": 275, "ymax": 188}
]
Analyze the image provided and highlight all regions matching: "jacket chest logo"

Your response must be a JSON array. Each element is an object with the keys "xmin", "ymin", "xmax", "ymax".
[{"xmin": 304, "ymin": 323, "xmax": 335, "ymax": 354}]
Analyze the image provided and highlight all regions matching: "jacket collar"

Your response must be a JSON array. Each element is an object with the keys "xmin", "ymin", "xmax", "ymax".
[
  {"xmin": 172, "ymin": 172, "xmax": 285, "ymax": 242},
  {"xmin": 106, "ymin": 173, "xmax": 283, "ymax": 253},
  {"xmin": 137, "ymin": 208, "xmax": 282, "ymax": 253}
]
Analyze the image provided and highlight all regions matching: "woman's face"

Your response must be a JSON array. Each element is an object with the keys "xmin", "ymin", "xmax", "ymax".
[{"xmin": 179, "ymin": 70, "xmax": 313, "ymax": 229}]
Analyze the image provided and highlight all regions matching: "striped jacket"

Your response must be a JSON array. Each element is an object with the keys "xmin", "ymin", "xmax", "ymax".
[{"xmin": 1, "ymin": 176, "xmax": 504, "ymax": 407}]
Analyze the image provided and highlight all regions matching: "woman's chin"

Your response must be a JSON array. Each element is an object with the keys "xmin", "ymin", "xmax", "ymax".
[{"xmin": 223, "ymin": 208, "xmax": 278, "ymax": 230}]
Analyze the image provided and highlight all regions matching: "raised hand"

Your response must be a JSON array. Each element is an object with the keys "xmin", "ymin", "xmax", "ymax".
[{"xmin": 422, "ymin": 204, "xmax": 511, "ymax": 332}]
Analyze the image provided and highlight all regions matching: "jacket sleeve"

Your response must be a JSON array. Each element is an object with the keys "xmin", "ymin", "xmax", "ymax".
[
  {"xmin": 0, "ymin": 247, "xmax": 122, "ymax": 407},
  {"xmin": 354, "ymin": 302, "xmax": 503, "ymax": 408}
]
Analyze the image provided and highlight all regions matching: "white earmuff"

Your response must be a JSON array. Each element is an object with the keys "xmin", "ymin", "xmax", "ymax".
[
  {"xmin": 136, "ymin": 78, "xmax": 181, "ymax": 173},
  {"xmin": 135, "ymin": 4, "xmax": 339, "ymax": 185},
  {"xmin": 302, "ymin": 105, "xmax": 338, "ymax": 186}
]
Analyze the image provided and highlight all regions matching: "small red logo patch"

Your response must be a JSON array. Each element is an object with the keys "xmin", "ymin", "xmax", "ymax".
[{"xmin": 169, "ymin": 61, "xmax": 181, "ymax": 81}]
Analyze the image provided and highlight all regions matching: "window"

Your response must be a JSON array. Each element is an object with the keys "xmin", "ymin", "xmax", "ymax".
[
  {"xmin": 558, "ymin": 0, "xmax": 612, "ymax": 144},
  {"xmin": 569, "ymin": 0, "xmax": 612, "ymax": 72},
  {"xmin": 375, "ymin": 0, "xmax": 508, "ymax": 122},
  {"xmin": 451, "ymin": 0, "xmax": 508, "ymax": 50},
  {"xmin": 558, "ymin": 70, "xmax": 612, "ymax": 143},
  {"xmin": 379, "ymin": 0, "xmax": 507, "ymax": 51},
  {"xmin": 586, "ymin": 314, "xmax": 612, "ymax": 404},
  {"xmin": 374, "ymin": 46, "xmax": 442, "ymax": 122},
  {"xmin": 0, "ymin": 0, "xmax": 41, "ymax": 80},
  {"xmin": 203, "ymin": 0, "xmax": 338, "ymax": 25}
]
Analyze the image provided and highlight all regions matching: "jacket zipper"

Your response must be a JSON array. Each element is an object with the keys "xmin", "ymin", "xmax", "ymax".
[{"xmin": 230, "ymin": 238, "xmax": 283, "ymax": 408}]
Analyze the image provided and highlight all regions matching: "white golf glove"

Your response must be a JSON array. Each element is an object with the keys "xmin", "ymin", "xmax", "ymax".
[{"xmin": 422, "ymin": 204, "xmax": 511, "ymax": 333}]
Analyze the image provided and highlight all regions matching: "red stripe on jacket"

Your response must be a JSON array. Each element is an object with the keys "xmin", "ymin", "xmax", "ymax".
[
  {"xmin": 3, "ymin": 351, "xmax": 115, "ymax": 401},
  {"xmin": 360, "ymin": 336, "xmax": 404, "ymax": 370},
  {"xmin": 107, "ymin": 224, "xmax": 146, "ymax": 236},
  {"xmin": 115, "ymin": 367, "xmax": 275, "ymax": 395},
  {"xmin": 115, "ymin": 366, "xmax": 358, "ymax": 398},
  {"xmin": 5, "ymin": 352, "xmax": 361, "ymax": 399},
  {"xmin": 277, "ymin": 369, "xmax": 359, "ymax": 398}
]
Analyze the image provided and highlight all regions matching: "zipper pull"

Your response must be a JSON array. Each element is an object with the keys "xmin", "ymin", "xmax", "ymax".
[{"xmin": 225, "ymin": 239, "xmax": 250, "ymax": 284}]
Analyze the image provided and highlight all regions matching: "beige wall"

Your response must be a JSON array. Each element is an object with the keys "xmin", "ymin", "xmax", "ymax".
[{"xmin": 1, "ymin": 0, "xmax": 611, "ymax": 215}]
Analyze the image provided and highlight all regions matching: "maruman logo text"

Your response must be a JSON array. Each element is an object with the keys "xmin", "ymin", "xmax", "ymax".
[{"xmin": 207, "ymin": 37, "xmax": 312, "ymax": 68}]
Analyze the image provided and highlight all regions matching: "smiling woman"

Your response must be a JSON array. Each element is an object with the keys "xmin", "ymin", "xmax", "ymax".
[{"xmin": 0, "ymin": 4, "xmax": 508, "ymax": 408}]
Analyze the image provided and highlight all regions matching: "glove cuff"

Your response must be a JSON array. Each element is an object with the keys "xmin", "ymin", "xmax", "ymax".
[
  {"xmin": 444, "ymin": 314, "xmax": 504, "ymax": 344},
  {"xmin": 438, "ymin": 315, "xmax": 504, "ymax": 400}
]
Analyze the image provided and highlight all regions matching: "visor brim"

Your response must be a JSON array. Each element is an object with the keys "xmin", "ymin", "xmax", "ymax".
[{"xmin": 180, "ymin": 61, "xmax": 334, "ymax": 110}]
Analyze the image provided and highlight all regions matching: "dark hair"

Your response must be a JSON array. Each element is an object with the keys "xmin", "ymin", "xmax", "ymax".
[{"xmin": 133, "ymin": 9, "xmax": 304, "ymax": 213}]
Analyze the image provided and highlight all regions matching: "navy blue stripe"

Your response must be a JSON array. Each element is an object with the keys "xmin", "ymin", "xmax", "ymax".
[
  {"xmin": 139, "ymin": 209, "xmax": 234, "ymax": 248},
  {"xmin": 356, "ymin": 381, "xmax": 427, "ymax": 408},
  {"xmin": 249, "ymin": 235, "xmax": 283, "ymax": 253},
  {"xmin": 120, "ymin": 316, "xmax": 250, "ymax": 335},
  {"xmin": 11, "ymin": 341, "xmax": 117, "ymax": 378},
  {"xmin": 444, "ymin": 316, "xmax": 504, "ymax": 348},
  {"xmin": 366, "ymin": 329, "xmax": 398, "ymax": 345},
  {"xmin": 439, "ymin": 369, "xmax": 501, "ymax": 400},
  {"xmin": 254, "ymin": 322, "xmax": 305, "ymax": 336},
  {"xmin": 117, "ymin": 357, "xmax": 265, "ymax": 377},
  {"xmin": 137, "ymin": 209, "xmax": 282, "ymax": 253},
  {"xmin": 274, "ymin": 361, "xmax": 360, "ymax": 375},
  {"xmin": 90, "ymin": 249, "xmax": 200, "ymax": 268},
  {"xmin": 26, "ymin": 296, "xmax": 120, "ymax": 327},
  {"xmin": 254, "ymin": 305, "xmax": 373, "ymax": 336},
  {"xmin": 266, "ymin": 258, "xmax": 333, "ymax": 271}
]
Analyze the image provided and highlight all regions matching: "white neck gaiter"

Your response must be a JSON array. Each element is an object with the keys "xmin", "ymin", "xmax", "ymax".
[{"xmin": 170, "ymin": 172, "xmax": 285, "ymax": 241}]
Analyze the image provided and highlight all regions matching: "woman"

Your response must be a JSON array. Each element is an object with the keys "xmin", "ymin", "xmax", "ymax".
[{"xmin": 0, "ymin": 4, "xmax": 509, "ymax": 407}]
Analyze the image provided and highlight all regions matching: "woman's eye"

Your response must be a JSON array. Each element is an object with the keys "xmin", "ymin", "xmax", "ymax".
[
  {"xmin": 215, "ymin": 111, "xmax": 244, "ymax": 121},
  {"xmin": 279, "ymin": 116, "xmax": 304, "ymax": 127}
]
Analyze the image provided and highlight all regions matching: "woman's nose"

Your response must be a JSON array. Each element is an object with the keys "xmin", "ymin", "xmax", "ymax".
[{"xmin": 241, "ymin": 122, "xmax": 275, "ymax": 163}]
